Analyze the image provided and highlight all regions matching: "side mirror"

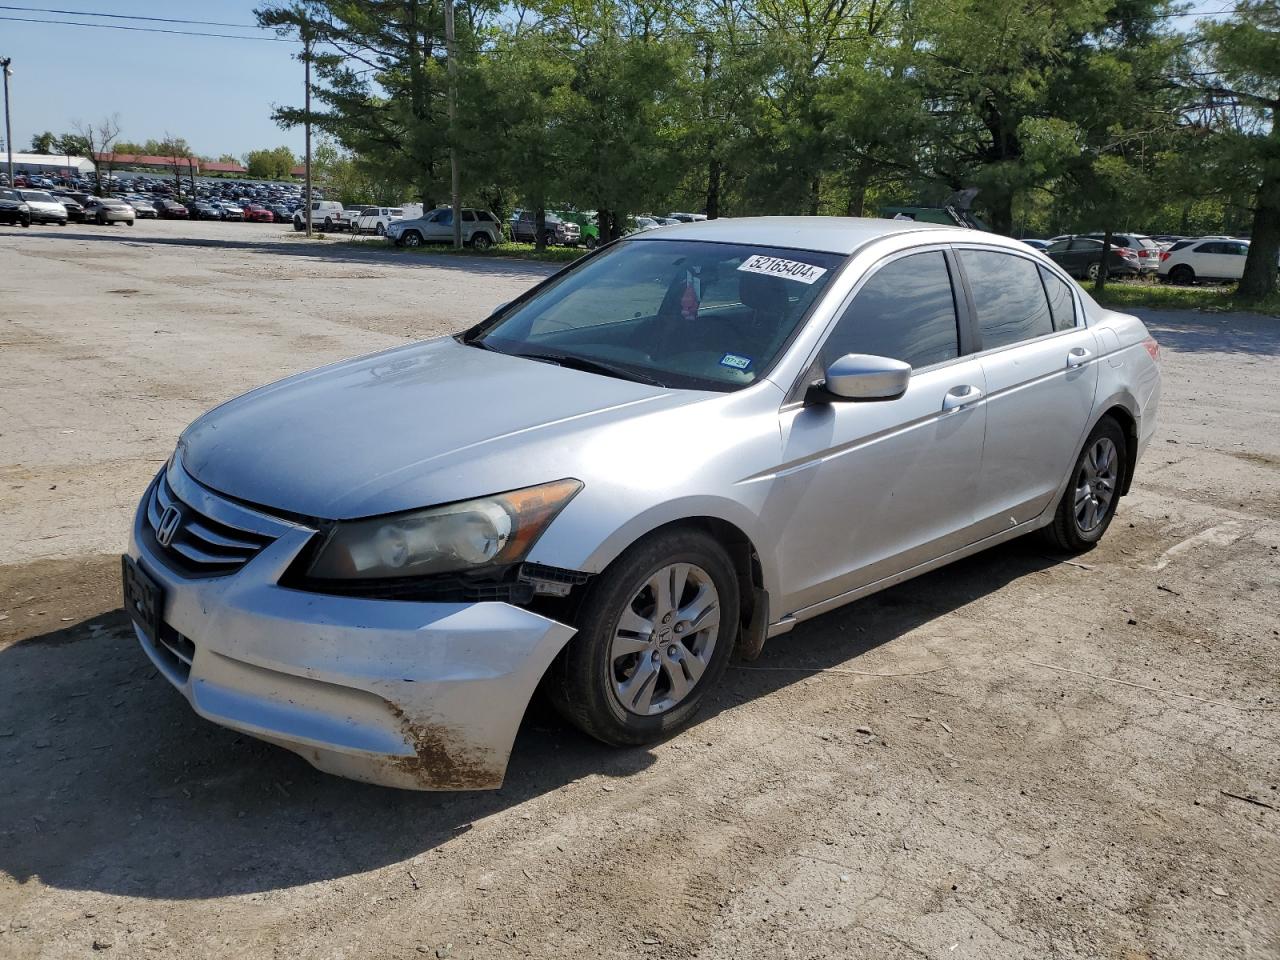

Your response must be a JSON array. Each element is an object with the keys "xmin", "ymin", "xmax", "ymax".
[{"xmin": 808, "ymin": 353, "xmax": 911, "ymax": 403}]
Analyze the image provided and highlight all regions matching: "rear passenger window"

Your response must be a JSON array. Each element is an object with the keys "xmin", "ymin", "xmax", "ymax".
[
  {"xmin": 1039, "ymin": 267, "xmax": 1076, "ymax": 330},
  {"xmin": 462, "ymin": 210, "xmax": 476, "ymax": 222},
  {"xmin": 821, "ymin": 251, "xmax": 959, "ymax": 369},
  {"xmin": 960, "ymin": 250, "xmax": 1053, "ymax": 350}
]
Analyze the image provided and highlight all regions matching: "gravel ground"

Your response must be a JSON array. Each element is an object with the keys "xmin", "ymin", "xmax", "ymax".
[{"xmin": 1, "ymin": 220, "xmax": 1277, "ymax": 960}]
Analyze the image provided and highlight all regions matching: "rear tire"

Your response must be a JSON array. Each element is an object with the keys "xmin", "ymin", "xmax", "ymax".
[
  {"xmin": 1168, "ymin": 264, "xmax": 1195, "ymax": 285},
  {"xmin": 547, "ymin": 527, "xmax": 739, "ymax": 747},
  {"xmin": 471, "ymin": 231, "xmax": 492, "ymax": 251},
  {"xmin": 375, "ymin": 222, "xmax": 386, "ymax": 236},
  {"xmin": 585, "ymin": 235, "xmax": 598, "ymax": 250},
  {"xmin": 1042, "ymin": 417, "xmax": 1127, "ymax": 553}
]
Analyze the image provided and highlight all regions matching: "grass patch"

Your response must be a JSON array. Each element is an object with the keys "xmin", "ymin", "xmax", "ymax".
[
  {"xmin": 350, "ymin": 238, "xmax": 585, "ymax": 264},
  {"xmin": 1082, "ymin": 279, "xmax": 1280, "ymax": 317}
]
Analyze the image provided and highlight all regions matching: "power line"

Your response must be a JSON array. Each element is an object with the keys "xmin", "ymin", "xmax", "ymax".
[
  {"xmin": 0, "ymin": 4, "xmax": 263, "ymax": 29},
  {"xmin": 0, "ymin": 14, "xmax": 299, "ymax": 41}
]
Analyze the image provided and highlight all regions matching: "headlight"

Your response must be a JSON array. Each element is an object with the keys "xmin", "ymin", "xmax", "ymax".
[{"xmin": 304, "ymin": 478, "xmax": 582, "ymax": 581}]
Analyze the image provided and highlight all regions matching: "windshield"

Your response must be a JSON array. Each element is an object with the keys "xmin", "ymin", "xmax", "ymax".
[
  {"xmin": 22, "ymin": 191, "xmax": 55, "ymax": 202},
  {"xmin": 466, "ymin": 239, "xmax": 844, "ymax": 391}
]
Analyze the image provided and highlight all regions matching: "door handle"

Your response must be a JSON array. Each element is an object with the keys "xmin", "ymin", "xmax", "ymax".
[
  {"xmin": 942, "ymin": 384, "xmax": 984, "ymax": 412},
  {"xmin": 1067, "ymin": 347, "xmax": 1092, "ymax": 368}
]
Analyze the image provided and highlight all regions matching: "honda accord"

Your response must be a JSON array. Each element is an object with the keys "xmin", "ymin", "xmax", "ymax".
[{"xmin": 124, "ymin": 218, "xmax": 1161, "ymax": 790}]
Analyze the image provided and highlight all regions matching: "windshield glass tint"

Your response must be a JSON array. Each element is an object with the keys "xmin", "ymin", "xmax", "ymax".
[{"xmin": 474, "ymin": 239, "xmax": 844, "ymax": 390}]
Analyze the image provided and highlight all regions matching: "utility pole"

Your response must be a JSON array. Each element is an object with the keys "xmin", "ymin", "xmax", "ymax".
[
  {"xmin": 303, "ymin": 27, "xmax": 313, "ymax": 237},
  {"xmin": 1, "ymin": 58, "xmax": 13, "ymax": 189},
  {"xmin": 444, "ymin": 0, "xmax": 461, "ymax": 250}
]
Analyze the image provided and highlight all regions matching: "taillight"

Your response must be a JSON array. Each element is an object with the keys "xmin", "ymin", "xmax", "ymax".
[
  {"xmin": 1143, "ymin": 337, "xmax": 1160, "ymax": 364},
  {"xmin": 1115, "ymin": 246, "xmax": 1135, "ymax": 258},
  {"xmin": 1160, "ymin": 250, "xmax": 1170, "ymax": 262}
]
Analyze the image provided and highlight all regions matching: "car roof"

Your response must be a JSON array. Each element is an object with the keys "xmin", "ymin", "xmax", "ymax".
[{"xmin": 628, "ymin": 216, "xmax": 957, "ymax": 254}]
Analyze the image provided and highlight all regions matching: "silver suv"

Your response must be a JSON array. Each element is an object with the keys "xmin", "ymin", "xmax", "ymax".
[{"xmin": 385, "ymin": 207, "xmax": 501, "ymax": 249}]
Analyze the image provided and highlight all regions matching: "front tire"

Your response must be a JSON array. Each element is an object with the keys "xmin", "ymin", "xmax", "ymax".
[
  {"xmin": 402, "ymin": 230, "xmax": 423, "ymax": 247},
  {"xmin": 547, "ymin": 527, "xmax": 739, "ymax": 746},
  {"xmin": 1042, "ymin": 417, "xmax": 1127, "ymax": 553}
]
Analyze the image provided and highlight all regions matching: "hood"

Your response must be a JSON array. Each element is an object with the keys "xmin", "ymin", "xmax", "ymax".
[{"xmin": 179, "ymin": 336, "xmax": 700, "ymax": 518}]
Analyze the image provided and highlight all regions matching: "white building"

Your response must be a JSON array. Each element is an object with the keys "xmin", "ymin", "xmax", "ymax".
[{"xmin": 3, "ymin": 152, "xmax": 96, "ymax": 177}]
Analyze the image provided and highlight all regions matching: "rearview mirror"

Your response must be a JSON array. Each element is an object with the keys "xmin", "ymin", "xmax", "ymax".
[{"xmin": 809, "ymin": 353, "xmax": 911, "ymax": 402}]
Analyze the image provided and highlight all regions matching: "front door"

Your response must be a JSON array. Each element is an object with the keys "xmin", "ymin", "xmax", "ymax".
[{"xmin": 771, "ymin": 249, "xmax": 988, "ymax": 615}]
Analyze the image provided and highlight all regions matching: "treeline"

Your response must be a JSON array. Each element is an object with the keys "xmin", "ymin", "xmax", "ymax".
[{"xmin": 244, "ymin": 0, "xmax": 1272, "ymax": 297}]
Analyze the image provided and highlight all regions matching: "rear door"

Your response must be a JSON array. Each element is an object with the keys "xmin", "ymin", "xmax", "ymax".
[
  {"xmin": 772, "ymin": 248, "xmax": 988, "ymax": 611},
  {"xmin": 955, "ymin": 246, "xmax": 1099, "ymax": 538}
]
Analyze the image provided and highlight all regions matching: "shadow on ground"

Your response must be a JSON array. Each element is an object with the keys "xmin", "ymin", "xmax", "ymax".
[
  {"xmin": 1138, "ymin": 308, "xmax": 1280, "ymax": 358},
  {"xmin": 6, "ymin": 227, "xmax": 559, "ymax": 280},
  {"xmin": 0, "ymin": 540, "xmax": 1056, "ymax": 901}
]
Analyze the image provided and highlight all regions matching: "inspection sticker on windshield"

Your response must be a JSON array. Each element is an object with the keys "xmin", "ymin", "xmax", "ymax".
[
  {"xmin": 737, "ymin": 254, "xmax": 828, "ymax": 284},
  {"xmin": 720, "ymin": 353, "xmax": 752, "ymax": 371}
]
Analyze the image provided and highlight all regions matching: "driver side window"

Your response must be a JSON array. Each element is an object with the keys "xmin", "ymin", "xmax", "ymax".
[{"xmin": 821, "ymin": 251, "xmax": 960, "ymax": 369}]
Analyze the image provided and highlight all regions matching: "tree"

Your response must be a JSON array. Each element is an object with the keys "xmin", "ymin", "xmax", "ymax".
[
  {"xmin": 1191, "ymin": 0, "xmax": 1279, "ymax": 298},
  {"xmin": 72, "ymin": 115, "xmax": 123, "ymax": 195},
  {"xmin": 257, "ymin": 0, "xmax": 495, "ymax": 206},
  {"xmin": 245, "ymin": 145, "xmax": 299, "ymax": 179},
  {"xmin": 29, "ymin": 131, "xmax": 57, "ymax": 154},
  {"xmin": 461, "ymin": 33, "xmax": 572, "ymax": 249}
]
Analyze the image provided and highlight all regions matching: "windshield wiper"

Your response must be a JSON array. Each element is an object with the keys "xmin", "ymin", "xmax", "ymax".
[{"xmin": 513, "ymin": 350, "xmax": 667, "ymax": 387}]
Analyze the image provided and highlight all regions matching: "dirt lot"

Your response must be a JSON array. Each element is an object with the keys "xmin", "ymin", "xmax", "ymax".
[{"xmin": 1, "ymin": 220, "xmax": 1277, "ymax": 960}]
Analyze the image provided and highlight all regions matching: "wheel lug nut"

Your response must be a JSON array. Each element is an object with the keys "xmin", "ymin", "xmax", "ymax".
[
  {"xmin": 674, "ymin": 623, "xmax": 684, "ymax": 634},
  {"xmin": 667, "ymin": 645, "xmax": 678, "ymax": 657}
]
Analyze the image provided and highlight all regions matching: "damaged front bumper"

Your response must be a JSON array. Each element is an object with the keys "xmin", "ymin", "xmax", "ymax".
[{"xmin": 127, "ymin": 475, "xmax": 577, "ymax": 791}]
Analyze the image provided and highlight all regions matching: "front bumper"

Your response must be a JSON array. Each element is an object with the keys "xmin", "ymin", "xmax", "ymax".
[{"xmin": 127, "ymin": 466, "xmax": 577, "ymax": 790}]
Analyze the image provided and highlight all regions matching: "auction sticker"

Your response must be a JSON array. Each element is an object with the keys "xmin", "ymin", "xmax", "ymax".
[
  {"xmin": 720, "ymin": 353, "xmax": 752, "ymax": 371},
  {"xmin": 737, "ymin": 254, "xmax": 828, "ymax": 284}
]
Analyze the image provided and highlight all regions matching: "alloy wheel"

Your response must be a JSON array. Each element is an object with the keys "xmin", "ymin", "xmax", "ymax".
[
  {"xmin": 1074, "ymin": 436, "xmax": 1118, "ymax": 533},
  {"xmin": 610, "ymin": 563, "xmax": 720, "ymax": 716}
]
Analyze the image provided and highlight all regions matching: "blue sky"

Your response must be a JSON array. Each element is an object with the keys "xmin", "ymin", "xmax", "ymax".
[
  {"xmin": 1, "ymin": 2, "xmax": 306, "ymax": 158},
  {"xmin": 0, "ymin": 0, "xmax": 1234, "ymax": 161}
]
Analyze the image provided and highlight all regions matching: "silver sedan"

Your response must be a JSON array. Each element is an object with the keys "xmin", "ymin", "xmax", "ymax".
[{"xmin": 124, "ymin": 218, "xmax": 1161, "ymax": 790}]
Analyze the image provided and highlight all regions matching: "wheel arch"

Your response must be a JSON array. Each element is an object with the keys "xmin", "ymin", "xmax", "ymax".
[
  {"xmin": 549, "ymin": 510, "xmax": 772, "ymax": 662},
  {"xmin": 1096, "ymin": 403, "xmax": 1139, "ymax": 496}
]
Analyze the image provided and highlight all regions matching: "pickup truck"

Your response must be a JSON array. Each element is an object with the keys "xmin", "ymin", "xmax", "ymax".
[{"xmin": 509, "ymin": 209, "xmax": 580, "ymax": 246}]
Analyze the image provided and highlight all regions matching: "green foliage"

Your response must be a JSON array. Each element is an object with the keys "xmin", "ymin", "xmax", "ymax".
[
  {"xmin": 245, "ymin": 145, "xmax": 299, "ymax": 179},
  {"xmin": 251, "ymin": 0, "xmax": 1261, "ymax": 249},
  {"xmin": 29, "ymin": 131, "xmax": 57, "ymax": 154}
]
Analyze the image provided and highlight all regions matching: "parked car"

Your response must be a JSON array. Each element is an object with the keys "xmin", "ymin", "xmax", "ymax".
[
  {"xmin": 1020, "ymin": 238, "xmax": 1051, "ymax": 251},
  {"xmin": 128, "ymin": 197, "xmax": 158, "ymax": 219},
  {"xmin": 82, "ymin": 197, "xmax": 135, "ymax": 225},
  {"xmin": 270, "ymin": 204, "xmax": 293, "ymax": 222},
  {"xmin": 1046, "ymin": 236, "xmax": 1140, "ymax": 280},
  {"xmin": 245, "ymin": 205, "xmax": 275, "ymax": 223},
  {"xmin": 1158, "ymin": 237, "xmax": 1253, "ymax": 284},
  {"xmin": 510, "ymin": 209, "xmax": 580, "ymax": 246},
  {"xmin": 386, "ymin": 207, "xmax": 502, "ymax": 250},
  {"xmin": 0, "ymin": 188, "xmax": 32, "ymax": 227},
  {"xmin": 354, "ymin": 205, "xmax": 417, "ymax": 236},
  {"xmin": 668, "ymin": 212, "xmax": 708, "ymax": 223},
  {"xmin": 155, "ymin": 199, "xmax": 189, "ymax": 220},
  {"xmin": 123, "ymin": 217, "xmax": 1160, "ymax": 791},
  {"xmin": 293, "ymin": 199, "xmax": 345, "ymax": 231},
  {"xmin": 52, "ymin": 191, "xmax": 86, "ymax": 222},
  {"xmin": 17, "ymin": 190, "xmax": 68, "ymax": 225},
  {"xmin": 189, "ymin": 201, "xmax": 223, "ymax": 221},
  {"xmin": 218, "ymin": 202, "xmax": 244, "ymax": 222},
  {"xmin": 1078, "ymin": 233, "xmax": 1161, "ymax": 273}
]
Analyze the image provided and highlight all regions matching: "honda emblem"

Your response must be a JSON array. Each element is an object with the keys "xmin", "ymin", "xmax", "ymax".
[{"xmin": 156, "ymin": 505, "xmax": 182, "ymax": 547}]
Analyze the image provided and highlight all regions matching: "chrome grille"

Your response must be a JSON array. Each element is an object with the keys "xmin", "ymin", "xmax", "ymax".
[{"xmin": 144, "ymin": 470, "xmax": 276, "ymax": 576}]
